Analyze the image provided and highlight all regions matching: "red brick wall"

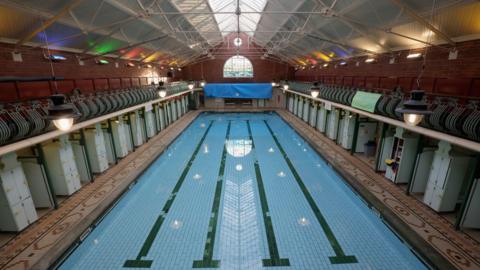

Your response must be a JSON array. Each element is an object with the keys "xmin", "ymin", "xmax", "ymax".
[
  {"xmin": 182, "ymin": 58, "xmax": 294, "ymax": 83},
  {"xmin": 180, "ymin": 33, "xmax": 295, "ymax": 83},
  {"xmin": 295, "ymin": 39, "xmax": 480, "ymax": 97},
  {"xmin": 0, "ymin": 43, "xmax": 175, "ymax": 102}
]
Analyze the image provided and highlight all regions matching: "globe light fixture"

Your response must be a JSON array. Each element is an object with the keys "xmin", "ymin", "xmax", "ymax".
[
  {"xmin": 395, "ymin": 90, "xmax": 432, "ymax": 126},
  {"xmin": 45, "ymin": 94, "xmax": 80, "ymax": 131},
  {"xmin": 310, "ymin": 84, "xmax": 320, "ymax": 98},
  {"xmin": 188, "ymin": 82, "xmax": 195, "ymax": 90},
  {"xmin": 157, "ymin": 82, "xmax": 167, "ymax": 98}
]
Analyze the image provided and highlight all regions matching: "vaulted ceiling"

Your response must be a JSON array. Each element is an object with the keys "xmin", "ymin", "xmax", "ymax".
[{"xmin": 0, "ymin": 0, "xmax": 479, "ymax": 67}]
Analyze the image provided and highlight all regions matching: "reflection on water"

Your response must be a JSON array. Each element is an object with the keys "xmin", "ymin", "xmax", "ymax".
[{"xmin": 226, "ymin": 139, "xmax": 252, "ymax": 157}]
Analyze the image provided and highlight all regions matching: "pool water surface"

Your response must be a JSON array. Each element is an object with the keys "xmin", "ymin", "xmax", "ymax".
[{"xmin": 60, "ymin": 112, "xmax": 426, "ymax": 269}]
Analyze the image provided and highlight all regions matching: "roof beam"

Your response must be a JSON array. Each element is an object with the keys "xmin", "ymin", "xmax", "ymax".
[
  {"xmin": 80, "ymin": 17, "xmax": 136, "ymax": 54},
  {"xmin": 306, "ymin": 34, "xmax": 378, "ymax": 55},
  {"xmin": 388, "ymin": 0, "xmax": 455, "ymax": 46},
  {"xmin": 15, "ymin": 0, "xmax": 84, "ymax": 48},
  {"xmin": 311, "ymin": 0, "xmax": 391, "ymax": 52}
]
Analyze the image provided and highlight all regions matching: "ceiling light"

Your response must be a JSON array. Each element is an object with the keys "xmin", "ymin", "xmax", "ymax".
[
  {"xmin": 339, "ymin": 61, "xmax": 347, "ymax": 66},
  {"xmin": 323, "ymin": 63, "xmax": 329, "ymax": 68},
  {"xmin": 283, "ymin": 83, "xmax": 289, "ymax": 93},
  {"xmin": 407, "ymin": 52, "xmax": 422, "ymax": 59},
  {"xmin": 365, "ymin": 58, "xmax": 376, "ymax": 63},
  {"xmin": 45, "ymin": 94, "xmax": 80, "ymax": 131},
  {"xmin": 395, "ymin": 90, "xmax": 432, "ymax": 126},
  {"xmin": 233, "ymin": 37, "xmax": 242, "ymax": 47},
  {"xmin": 126, "ymin": 62, "xmax": 135, "ymax": 67},
  {"xmin": 200, "ymin": 80, "xmax": 206, "ymax": 87},
  {"xmin": 271, "ymin": 81, "xmax": 277, "ymax": 87},
  {"xmin": 144, "ymin": 64, "xmax": 152, "ymax": 68},
  {"xmin": 178, "ymin": 67, "xmax": 182, "ymax": 71},
  {"xmin": 188, "ymin": 82, "xmax": 194, "ymax": 91}
]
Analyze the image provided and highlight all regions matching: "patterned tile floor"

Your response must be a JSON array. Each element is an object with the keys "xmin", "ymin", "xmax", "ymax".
[
  {"xmin": 276, "ymin": 109, "xmax": 480, "ymax": 270},
  {"xmin": 0, "ymin": 111, "xmax": 200, "ymax": 270}
]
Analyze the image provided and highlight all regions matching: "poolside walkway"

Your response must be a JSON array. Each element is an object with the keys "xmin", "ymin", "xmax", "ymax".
[
  {"xmin": 0, "ymin": 111, "xmax": 201, "ymax": 270},
  {"xmin": 276, "ymin": 109, "xmax": 480, "ymax": 270}
]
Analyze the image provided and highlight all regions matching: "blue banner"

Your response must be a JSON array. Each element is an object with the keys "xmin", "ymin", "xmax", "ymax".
[{"xmin": 204, "ymin": 83, "xmax": 272, "ymax": 99}]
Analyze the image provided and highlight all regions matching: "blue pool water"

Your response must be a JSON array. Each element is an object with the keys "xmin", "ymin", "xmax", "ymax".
[{"xmin": 60, "ymin": 113, "xmax": 426, "ymax": 269}]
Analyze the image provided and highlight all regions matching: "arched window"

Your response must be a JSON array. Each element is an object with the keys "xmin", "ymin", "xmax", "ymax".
[{"xmin": 223, "ymin": 55, "xmax": 253, "ymax": 78}]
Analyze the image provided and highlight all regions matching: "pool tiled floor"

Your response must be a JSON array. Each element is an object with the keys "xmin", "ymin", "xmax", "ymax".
[
  {"xmin": 58, "ymin": 113, "xmax": 426, "ymax": 269},
  {"xmin": 276, "ymin": 109, "xmax": 480, "ymax": 270}
]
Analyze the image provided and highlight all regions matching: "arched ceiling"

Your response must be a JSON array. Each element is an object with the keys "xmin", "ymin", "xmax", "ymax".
[{"xmin": 0, "ymin": 0, "xmax": 479, "ymax": 67}]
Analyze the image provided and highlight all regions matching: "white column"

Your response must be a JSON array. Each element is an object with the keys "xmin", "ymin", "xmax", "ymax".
[
  {"xmin": 112, "ymin": 116, "xmax": 129, "ymax": 157},
  {"xmin": 309, "ymin": 102, "xmax": 317, "ymax": 127}
]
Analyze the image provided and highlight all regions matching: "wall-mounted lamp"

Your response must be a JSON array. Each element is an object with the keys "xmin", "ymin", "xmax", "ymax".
[
  {"xmin": 395, "ymin": 90, "xmax": 432, "ymax": 126},
  {"xmin": 365, "ymin": 58, "xmax": 376, "ymax": 63},
  {"xmin": 406, "ymin": 52, "xmax": 422, "ymax": 59},
  {"xmin": 97, "ymin": 59, "xmax": 109, "ymax": 65},
  {"xmin": 310, "ymin": 84, "xmax": 320, "ymax": 98},
  {"xmin": 188, "ymin": 81, "xmax": 195, "ymax": 91},
  {"xmin": 200, "ymin": 80, "xmax": 206, "ymax": 87},
  {"xmin": 157, "ymin": 82, "xmax": 167, "ymax": 98},
  {"xmin": 45, "ymin": 94, "xmax": 80, "ymax": 131},
  {"xmin": 45, "ymin": 54, "xmax": 67, "ymax": 62}
]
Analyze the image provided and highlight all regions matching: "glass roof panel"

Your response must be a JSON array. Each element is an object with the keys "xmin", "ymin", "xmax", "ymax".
[{"xmin": 208, "ymin": 0, "xmax": 267, "ymax": 36}]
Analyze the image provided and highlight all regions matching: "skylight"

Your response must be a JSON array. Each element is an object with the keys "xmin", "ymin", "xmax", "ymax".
[{"xmin": 208, "ymin": 0, "xmax": 267, "ymax": 36}]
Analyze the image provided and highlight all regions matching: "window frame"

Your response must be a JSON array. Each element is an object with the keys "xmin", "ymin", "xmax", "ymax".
[{"xmin": 223, "ymin": 55, "xmax": 254, "ymax": 78}]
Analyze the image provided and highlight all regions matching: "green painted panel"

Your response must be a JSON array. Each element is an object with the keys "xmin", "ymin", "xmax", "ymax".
[{"xmin": 351, "ymin": 91, "xmax": 382, "ymax": 113}]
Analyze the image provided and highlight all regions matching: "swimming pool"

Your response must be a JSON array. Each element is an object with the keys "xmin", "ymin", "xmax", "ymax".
[{"xmin": 59, "ymin": 112, "xmax": 427, "ymax": 269}]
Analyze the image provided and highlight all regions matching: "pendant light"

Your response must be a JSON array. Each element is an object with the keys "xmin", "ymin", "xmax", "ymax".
[
  {"xmin": 157, "ymin": 82, "xmax": 167, "ymax": 98},
  {"xmin": 188, "ymin": 81, "xmax": 195, "ymax": 90},
  {"xmin": 42, "ymin": 28, "xmax": 80, "ymax": 131},
  {"xmin": 46, "ymin": 94, "xmax": 80, "ymax": 131},
  {"xmin": 310, "ymin": 83, "xmax": 320, "ymax": 98},
  {"xmin": 283, "ymin": 81, "xmax": 289, "ymax": 93},
  {"xmin": 395, "ymin": 90, "xmax": 432, "ymax": 126}
]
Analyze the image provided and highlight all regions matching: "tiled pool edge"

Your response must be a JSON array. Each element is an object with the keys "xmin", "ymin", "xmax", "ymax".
[
  {"xmin": 0, "ymin": 111, "xmax": 201, "ymax": 270},
  {"xmin": 275, "ymin": 109, "xmax": 480, "ymax": 270}
]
